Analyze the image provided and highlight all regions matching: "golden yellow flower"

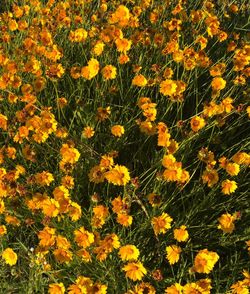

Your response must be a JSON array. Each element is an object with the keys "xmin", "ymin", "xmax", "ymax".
[
  {"xmin": 193, "ymin": 249, "xmax": 219, "ymax": 274},
  {"xmin": 2, "ymin": 248, "xmax": 17, "ymax": 266},
  {"xmin": 132, "ymin": 74, "xmax": 147, "ymax": 87},
  {"xmin": 74, "ymin": 227, "xmax": 94, "ymax": 248},
  {"xmin": 101, "ymin": 65, "xmax": 117, "ymax": 80},
  {"xmin": 0, "ymin": 225, "xmax": 7, "ymax": 236},
  {"xmin": 82, "ymin": 126, "xmax": 95, "ymax": 139},
  {"xmin": 115, "ymin": 38, "xmax": 132, "ymax": 52},
  {"xmin": 116, "ymin": 213, "xmax": 133, "ymax": 227},
  {"xmin": 225, "ymin": 163, "xmax": 240, "ymax": 176},
  {"xmin": 119, "ymin": 245, "xmax": 140, "ymax": 261},
  {"xmin": 159, "ymin": 79, "xmax": 177, "ymax": 96},
  {"xmin": 166, "ymin": 245, "xmax": 182, "ymax": 265},
  {"xmin": 221, "ymin": 179, "xmax": 237, "ymax": 195},
  {"xmin": 111, "ymin": 125, "xmax": 125, "ymax": 137},
  {"xmin": 174, "ymin": 225, "xmax": 189, "ymax": 242},
  {"xmin": 48, "ymin": 283, "xmax": 65, "ymax": 294},
  {"xmin": 165, "ymin": 283, "xmax": 182, "ymax": 294},
  {"xmin": 105, "ymin": 165, "xmax": 130, "ymax": 186},
  {"xmin": 211, "ymin": 77, "xmax": 226, "ymax": 91},
  {"xmin": 151, "ymin": 212, "xmax": 173, "ymax": 235},
  {"xmin": 190, "ymin": 116, "xmax": 206, "ymax": 132},
  {"xmin": 218, "ymin": 213, "xmax": 237, "ymax": 233},
  {"xmin": 123, "ymin": 261, "xmax": 147, "ymax": 281}
]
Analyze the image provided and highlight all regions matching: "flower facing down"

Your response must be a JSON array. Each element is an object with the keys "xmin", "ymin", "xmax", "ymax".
[
  {"xmin": 2, "ymin": 248, "xmax": 17, "ymax": 266},
  {"xmin": 193, "ymin": 249, "xmax": 219, "ymax": 274},
  {"xmin": 123, "ymin": 261, "xmax": 147, "ymax": 281}
]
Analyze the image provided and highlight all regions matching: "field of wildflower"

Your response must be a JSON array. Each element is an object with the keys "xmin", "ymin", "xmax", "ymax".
[{"xmin": 0, "ymin": 0, "xmax": 250, "ymax": 293}]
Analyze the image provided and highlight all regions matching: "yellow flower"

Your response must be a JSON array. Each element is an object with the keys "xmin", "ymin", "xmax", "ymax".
[
  {"xmin": 193, "ymin": 249, "xmax": 219, "ymax": 274},
  {"xmin": 92, "ymin": 41, "xmax": 105, "ymax": 56},
  {"xmin": 116, "ymin": 213, "xmax": 133, "ymax": 227},
  {"xmin": 211, "ymin": 77, "xmax": 226, "ymax": 91},
  {"xmin": 82, "ymin": 126, "xmax": 95, "ymax": 139},
  {"xmin": 159, "ymin": 79, "xmax": 177, "ymax": 96},
  {"xmin": 119, "ymin": 245, "xmax": 140, "ymax": 261},
  {"xmin": 101, "ymin": 65, "xmax": 117, "ymax": 80},
  {"xmin": 48, "ymin": 283, "xmax": 65, "ymax": 294},
  {"xmin": 225, "ymin": 163, "xmax": 240, "ymax": 176},
  {"xmin": 190, "ymin": 116, "xmax": 206, "ymax": 132},
  {"xmin": 0, "ymin": 225, "xmax": 7, "ymax": 236},
  {"xmin": 218, "ymin": 213, "xmax": 237, "ymax": 233},
  {"xmin": 165, "ymin": 283, "xmax": 182, "ymax": 294},
  {"xmin": 53, "ymin": 248, "xmax": 73, "ymax": 264},
  {"xmin": 231, "ymin": 281, "xmax": 249, "ymax": 294},
  {"xmin": 88, "ymin": 165, "xmax": 105, "ymax": 183},
  {"xmin": 38, "ymin": 226, "xmax": 56, "ymax": 247},
  {"xmin": 123, "ymin": 261, "xmax": 147, "ymax": 281},
  {"xmin": 166, "ymin": 245, "xmax": 182, "ymax": 265},
  {"xmin": 115, "ymin": 38, "xmax": 132, "ymax": 52},
  {"xmin": 221, "ymin": 179, "xmax": 237, "ymax": 195},
  {"xmin": 132, "ymin": 74, "xmax": 147, "ymax": 87},
  {"xmin": 2, "ymin": 248, "xmax": 17, "ymax": 266},
  {"xmin": 74, "ymin": 227, "xmax": 94, "ymax": 248},
  {"xmin": 182, "ymin": 282, "xmax": 204, "ymax": 294},
  {"xmin": 111, "ymin": 125, "xmax": 125, "ymax": 137},
  {"xmin": 174, "ymin": 225, "xmax": 189, "ymax": 242},
  {"xmin": 105, "ymin": 165, "xmax": 130, "ymax": 186},
  {"xmin": 162, "ymin": 154, "xmax": 176, "ymax": 168},
  {"xmin": 69, "ymin": 28, "xmax": 88, "ymax": 42},
  {"xmin": 151, "ymin": 212, "xmax": 173, "ymax": 235},
  {"xmin": 232, "ymin": 152, "xmax": 250, "ymax": 165},
  {"xmin": 0, "ymin": 114, "xmax": 8, "ymax": 130},
  {"xmin": 202, "ymin": 168, "xmax": 219, "ymax": 187},
  {"xmin": 41, "ymin": 198, "xmax": 60, "ymax": 218}
]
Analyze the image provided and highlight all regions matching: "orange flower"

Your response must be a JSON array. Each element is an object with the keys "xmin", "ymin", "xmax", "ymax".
[{"xmin": 38, "ymin": 227, "xmax": 56, "ymax": 248}]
